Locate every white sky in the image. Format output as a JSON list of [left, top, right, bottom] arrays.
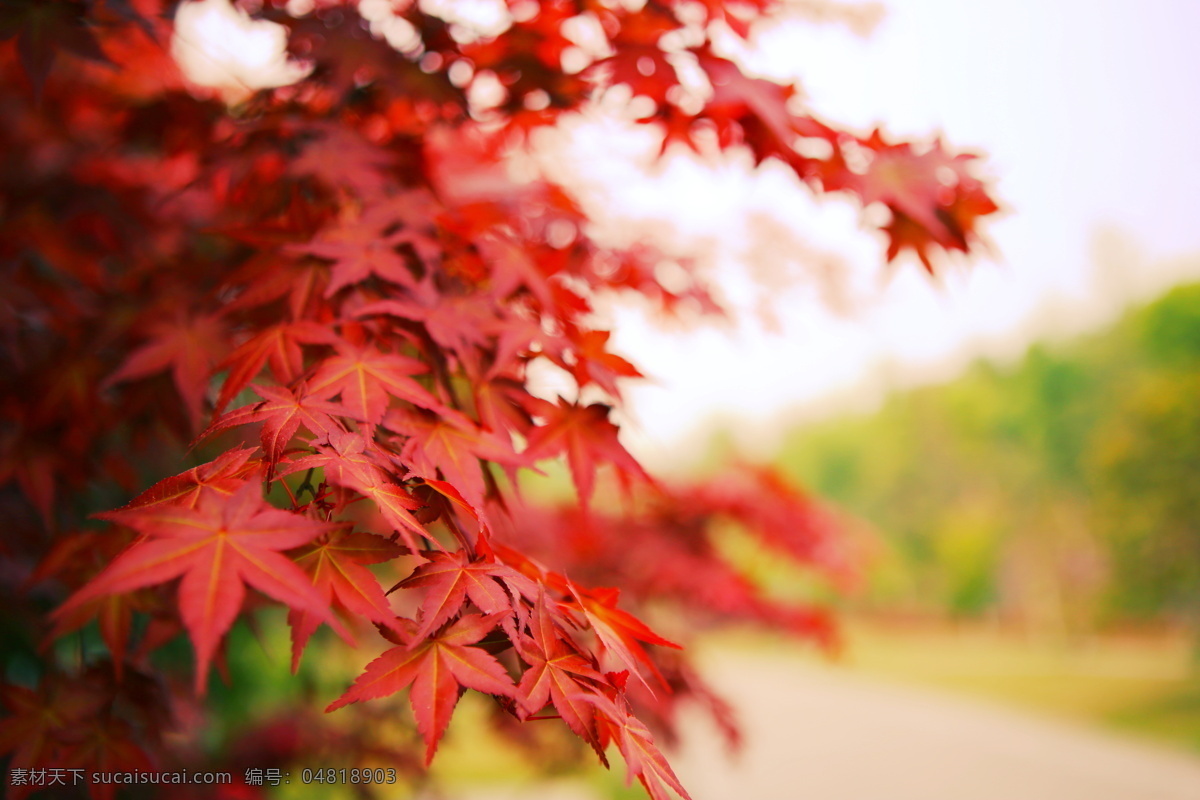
[[562, 0, 1200, 465], [174, 1, 1200, 466]]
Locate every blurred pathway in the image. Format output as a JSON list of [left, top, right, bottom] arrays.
[[670, 651, 1200, 800]]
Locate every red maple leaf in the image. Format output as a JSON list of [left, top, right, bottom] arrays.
[[565, 584, 680, 691], [561, 329, 644, 397], [306, 340, 441, 424], [200, 383, 355, 478], [288, 529, 408, 671], [356, 295, 500, 365], [215, 320, 339, 414], [0, 682, 83, 783], [391, 549, 513, 640], [326, 613, 514, 764], [105, 312, 227, 430], [55, 482, 343, 693], [288, 205, 434, 298], [473, 375, 536, 437], [223, 253, 332, 322], [116, 445, 259, 511], [383, 407, 528, 508], [35, 528, 168, 681], [0, 677, 152, 800], [282, 430, 435, 552], [476, 234, 558, 310], [591, 45, 678, 105], [523, 399, 651, 505], [287, 122, 398, 200], [696, 49, 802, 162], [852, 133, 999, 271], [588, 693, 692, 800], [0, 668, 162, 800], [514, 594, 607, 757]]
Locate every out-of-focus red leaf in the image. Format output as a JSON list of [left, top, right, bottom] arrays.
[[105, 313, 228, 430]]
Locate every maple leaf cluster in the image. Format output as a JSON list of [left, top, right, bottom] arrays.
[[0, 1, 997, 798]]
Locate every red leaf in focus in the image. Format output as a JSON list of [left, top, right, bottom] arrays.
[[392, 549, 512, 640], [566, 583, 680, 691], [514, 594, 607, 758], [215, 320, 339, 414], [283, 430, 435, 552], [589, 693, 692, 800], [288, 529, 408, 671], [306, 340, 440, 424], [384, 407, 528, 508], [116, 446, 259, 511], [326, 613, 514, 764], [201, 383, 355, 478], [57, 482, 342, 694]]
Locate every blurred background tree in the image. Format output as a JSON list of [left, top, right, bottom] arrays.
[[774, 280, 1200, 644]]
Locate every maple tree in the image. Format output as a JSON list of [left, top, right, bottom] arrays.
[[0, 0, 997, 798]]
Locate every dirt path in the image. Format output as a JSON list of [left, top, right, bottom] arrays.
[[668, 651, 1200, 800]]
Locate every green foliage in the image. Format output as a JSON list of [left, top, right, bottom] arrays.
[[775, 280, 1200, 633]]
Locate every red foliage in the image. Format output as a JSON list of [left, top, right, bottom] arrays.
[[0, 1, 997, 798]]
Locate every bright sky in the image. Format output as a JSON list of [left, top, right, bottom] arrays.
[[174, 0, 1200, 466], [561, 0, 1200, 465]]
